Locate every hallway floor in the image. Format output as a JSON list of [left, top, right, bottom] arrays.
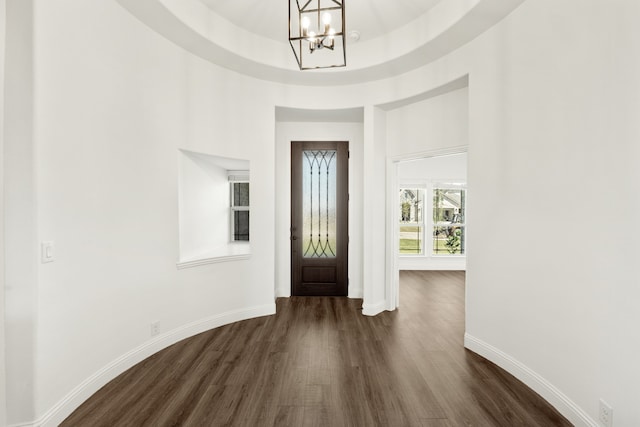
[[62, 271, 570, 426]]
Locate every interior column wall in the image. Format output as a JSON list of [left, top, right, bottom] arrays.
[[0, 0, 8, 423], [4, 0, 37, 423], [362, 106, 388, 314]]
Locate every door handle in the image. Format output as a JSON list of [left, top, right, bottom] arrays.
[[291, 236, 297, 240]]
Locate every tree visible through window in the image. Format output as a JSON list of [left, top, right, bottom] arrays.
[[398, 188, 424, 254], [398, 184, 466, 256], [432, 187, 465, 255]]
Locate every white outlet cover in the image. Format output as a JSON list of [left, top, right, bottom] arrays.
[[41, 241, 54, 263], [150, 321, 160, 337], [599, 399, 613, 427]]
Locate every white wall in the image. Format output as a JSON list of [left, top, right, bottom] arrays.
[[397, 153, 467, 270], [463, 0, 640, 425], [274, 120, 364, 298], [362, 106, 389, 314], [4, 0, 37, 423], [178, 152, 230, 261], [0, 0, 8, 424], [5, 0, 276, 424], [397, 154, 467, 182], [386, 87, 469, 158], [4, 0, 640, 426]]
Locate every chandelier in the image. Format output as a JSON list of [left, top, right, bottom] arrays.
[[289, 0, 346, 70]]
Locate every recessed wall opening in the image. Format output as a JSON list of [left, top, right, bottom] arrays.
[[177, 149, 250, 269], [389, 148, 468, 313]]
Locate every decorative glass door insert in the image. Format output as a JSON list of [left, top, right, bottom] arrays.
[[302, 150, 337, 258]]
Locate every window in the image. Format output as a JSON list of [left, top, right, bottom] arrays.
[[398, 183, 467, 257], [398, 188, 425, 254], [230, 179, 249, 242], [432, 185, 466, 255]]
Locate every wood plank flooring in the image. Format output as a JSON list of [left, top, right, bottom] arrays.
[[62, 271, 571, 426]]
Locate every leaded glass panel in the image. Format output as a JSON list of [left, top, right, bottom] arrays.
[[302, 150, 337, 258]]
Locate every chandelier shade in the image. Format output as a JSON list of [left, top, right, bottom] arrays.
[[289, 0, 346, 70]]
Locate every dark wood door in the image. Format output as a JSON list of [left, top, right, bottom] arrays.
[[291, 141, 348, 296]]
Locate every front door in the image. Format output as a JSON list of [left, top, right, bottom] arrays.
[[291, 141, 348, 296]]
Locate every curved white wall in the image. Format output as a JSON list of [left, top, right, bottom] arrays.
[[4, 0, 640, 426], [463, 1, 640, 425], [6, 0, 281, 424], [0, 0, 8, 424]]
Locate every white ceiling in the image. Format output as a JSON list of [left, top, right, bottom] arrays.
[[199, 0, 443, 43], [115, 0, 526, 85]]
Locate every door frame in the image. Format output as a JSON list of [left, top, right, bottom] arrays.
[[386, 145, 468, 309], [290, 140, 349, 296]]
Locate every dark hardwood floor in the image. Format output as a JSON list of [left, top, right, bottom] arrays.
[[62, 271, 571, 426]]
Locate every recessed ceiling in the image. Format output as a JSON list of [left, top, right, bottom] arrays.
[[115, 0, 526, 85], [199, 0, 443, 44]]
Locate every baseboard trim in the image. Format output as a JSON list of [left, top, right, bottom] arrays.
[[362, 300, 386, 316], [463, 333, 598, 427], [22, 303, 276, 427]]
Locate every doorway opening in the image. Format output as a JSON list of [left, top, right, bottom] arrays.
[[388, 148, 468, 308]]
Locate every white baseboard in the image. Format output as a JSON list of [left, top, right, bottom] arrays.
[[19, 303, 276, 427], [464, 333, 598, 427], [362, 300, 386, 316]]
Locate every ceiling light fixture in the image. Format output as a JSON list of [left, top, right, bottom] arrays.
[[289, 0, 346, 70]]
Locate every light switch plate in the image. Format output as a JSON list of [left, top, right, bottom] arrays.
[[41, 241, 54, 263]]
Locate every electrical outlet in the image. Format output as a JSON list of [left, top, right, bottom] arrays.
[[150, 321, 160, 337], [599, 399, 613, 427], [41, 241, 55, 263]]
